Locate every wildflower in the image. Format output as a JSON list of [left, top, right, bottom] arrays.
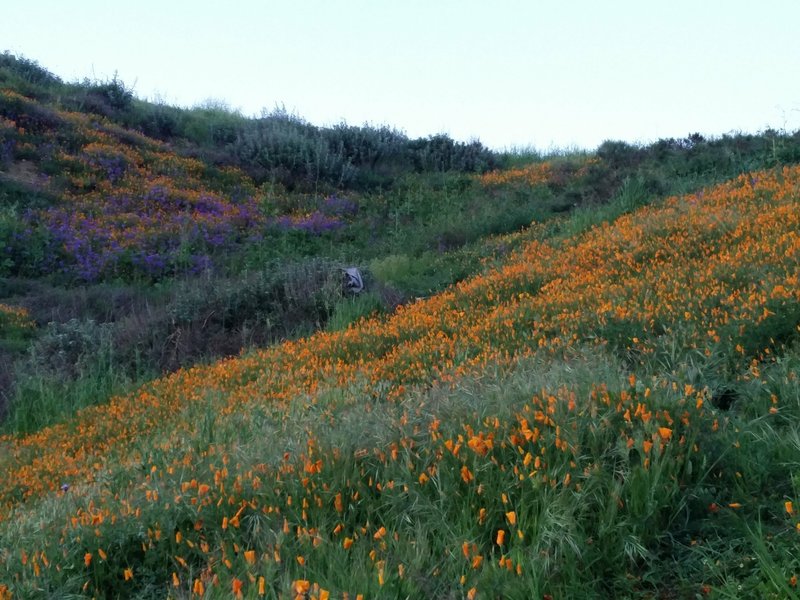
[[124, 567, 133, 581], [786, 501, 794, 515], [292, 580, 311, 595], [468, 435, 490, 456]]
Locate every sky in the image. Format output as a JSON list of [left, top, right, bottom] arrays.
[[2, 0, 799, 151]]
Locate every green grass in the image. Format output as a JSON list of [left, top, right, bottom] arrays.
[[326, 292, 385, 332], [2, 343, 798, 597], [1, 335, 153, 434]]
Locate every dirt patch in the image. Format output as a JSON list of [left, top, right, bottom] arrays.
[[0, 160, 50, 191]]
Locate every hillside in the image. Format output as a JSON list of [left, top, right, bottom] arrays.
[[1, 162, 799, 596], [1, 53, 800, 598]]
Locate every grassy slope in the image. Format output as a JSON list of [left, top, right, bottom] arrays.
[[0, 83, 550, 429], [0, 165, 798, 598], [5, 57, 800, 443]]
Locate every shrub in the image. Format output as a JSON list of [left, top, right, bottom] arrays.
[[24, 318, 113, 378], [0, 52, 62, 89], [72, 74, 135, 117], [181, 100, 246, 146]]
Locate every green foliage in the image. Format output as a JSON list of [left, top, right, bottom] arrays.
[[166, 258, 343, 337], [326, 291, 385, 332], [75, 73, 135, 116], [0, 51, 62, 100], [0, 309, 34, 354], [0, 259, 359, 435], [552, 174, 650, 240], [2, 318, 148, 433], [230, 110, 497, 191], [180, 99, 246, 146], [0, 205, 52, 278], [0, 52, 61, 86], [369, 253, 446, 296]]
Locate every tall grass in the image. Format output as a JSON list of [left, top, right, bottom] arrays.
[[1, 320, 151, 434]]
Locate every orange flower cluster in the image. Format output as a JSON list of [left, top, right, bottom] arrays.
[[478, 161, 553, 187], [478, 157, 599, 189], [0, 303, 34, 331]]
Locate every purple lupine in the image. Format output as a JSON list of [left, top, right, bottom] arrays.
[[189, 254, 213, 274], [295, 211, 344, 234], [85, 150, 128, 184], [321, 194, 358, 217], [19, 181, 268, 281]]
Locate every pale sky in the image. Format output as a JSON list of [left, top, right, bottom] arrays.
[[3, 0, 799, 150]]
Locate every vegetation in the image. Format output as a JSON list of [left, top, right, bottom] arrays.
[[0, 52, 799, 598]]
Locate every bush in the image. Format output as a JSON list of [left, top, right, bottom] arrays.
[[71, 74, 134, 117], [0, 52, 62, 88], [1, 316, 148, 433], [181, 100, 246, 146], [231, 111, 496, 191], [25, 318, 113, 378], [369, 252, 464, 297]]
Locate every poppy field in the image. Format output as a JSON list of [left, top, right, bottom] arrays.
[[0, 156, 798, 598]]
